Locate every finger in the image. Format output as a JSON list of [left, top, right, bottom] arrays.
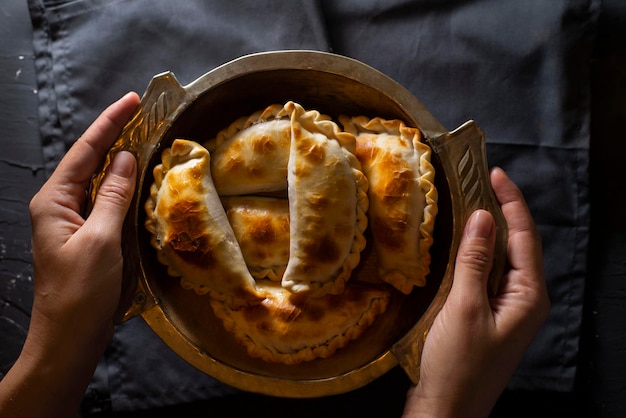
[[489, 167, 542, 272], [45, 92, 140, 208], [488, 168, 549, 329], [86, 150, 137, 239], [489, 167, 547, 315], [489, 167, 533, 233], [450, 210, 496, 301]]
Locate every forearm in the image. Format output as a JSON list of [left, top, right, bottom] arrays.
[[0, 316, 109, 418]]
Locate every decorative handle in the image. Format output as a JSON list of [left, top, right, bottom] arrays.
[[88, 71, 190, 323], [429, 120, 508, 295], [391, 120, 508, 384]]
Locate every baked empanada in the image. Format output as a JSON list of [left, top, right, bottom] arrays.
[[208, 104, 291, 196], [210, 281, 391, 365], [341, 116, 438, 294], [145, 139, 262, 307], [281, 102, 369, 297], [221, 195, 290, 282]]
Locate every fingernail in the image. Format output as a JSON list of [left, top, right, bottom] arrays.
[[110, 151, 136, 178], [466, 210, 493, 239]]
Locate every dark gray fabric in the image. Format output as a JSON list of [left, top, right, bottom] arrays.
[[320, 1, 597, 390], [0, 0, 44, 383], [25, 0, 598, 413], [28, 0, 331, 176]]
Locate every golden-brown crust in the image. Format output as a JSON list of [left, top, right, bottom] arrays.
[[280, 102, 369, 298], [144, 139, 263, 307], [208, 104, 291, 195], [341, 116, 438, 294], [210, 281, 391, 365], [221, 196, 290, 281]]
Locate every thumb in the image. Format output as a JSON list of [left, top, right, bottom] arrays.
[[452, 210, 496, 296], [88, 151, 137, 231]]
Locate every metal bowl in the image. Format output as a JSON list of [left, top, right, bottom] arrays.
[[90, 50, 507, 398]]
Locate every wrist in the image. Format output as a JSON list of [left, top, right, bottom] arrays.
[[0, 337, 104, 418], [403, 380, 496, 418], [0, 317, 109, 418], [23, 307, 112, 372], [402, 384, 458, 418]]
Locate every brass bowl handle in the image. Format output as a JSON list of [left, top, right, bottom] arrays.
[[391, 121, 508, 384], [89, 71, 190, 323]]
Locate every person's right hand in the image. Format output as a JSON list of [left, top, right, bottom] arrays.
[[402, 167, 550, 418]]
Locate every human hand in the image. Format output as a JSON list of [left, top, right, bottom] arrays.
[[402, 167, 550, 418], [0, 92, 140, 418], [27, 91, 140, 354]]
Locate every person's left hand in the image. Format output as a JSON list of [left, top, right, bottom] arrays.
[[0, 92, 140, 418], [27, 92, 140, 353]]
